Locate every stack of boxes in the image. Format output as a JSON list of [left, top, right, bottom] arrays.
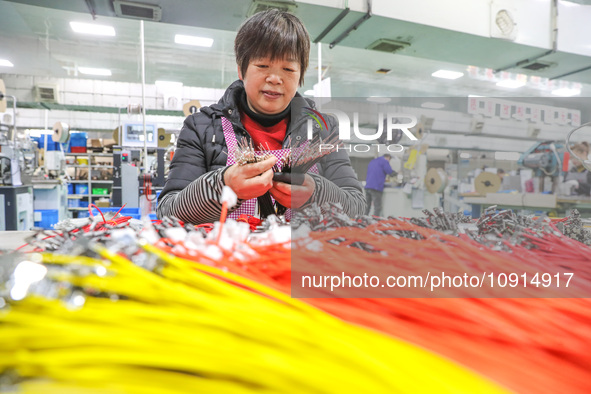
[[68, 132, 87, 153]]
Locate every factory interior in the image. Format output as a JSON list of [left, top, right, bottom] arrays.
[[1, 0, 591, 393]]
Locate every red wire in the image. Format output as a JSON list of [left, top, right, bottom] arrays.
[[215, 202, 229, 244], [114, 204, 127, 217], [89, 204, 106, 223], [157, 219, 591, 394]]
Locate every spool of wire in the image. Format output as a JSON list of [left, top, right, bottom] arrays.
[[127, 103, 142, 115], [425, 168, 448, 193], [52, 121, 70, 143]]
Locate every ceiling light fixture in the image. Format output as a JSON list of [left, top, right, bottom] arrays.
[[432, 70, 464, 80], [70, 22, 115, 36], [551, 87, 581, 97], [496, 80, 525, 89], [0, 59, 14, 67], [78, 67, 112, 76], [367, 97, 391, 104], [155, 80, 183, 88], [495, 10, 516, 37], [421, 102, 445, 109], [174, 34, 214, 47]]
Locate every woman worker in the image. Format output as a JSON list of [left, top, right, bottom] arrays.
[[157, 9, 365, 224], [564, 141, 591, 196]]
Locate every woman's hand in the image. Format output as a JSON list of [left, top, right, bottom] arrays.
[[270, 174, 315, 209], [223, 156, 277, 200]]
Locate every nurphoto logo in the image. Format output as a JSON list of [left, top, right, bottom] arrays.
[[306, 109, 418, 153]]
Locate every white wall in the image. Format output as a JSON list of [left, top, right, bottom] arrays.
[[0, 74, 225, 133], [557, 1, 591, 56]]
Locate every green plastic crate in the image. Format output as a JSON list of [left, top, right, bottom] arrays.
[[92, 188, 109, 195]]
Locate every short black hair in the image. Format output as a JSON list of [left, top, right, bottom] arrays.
[[235, 9, 310, 86], [572, 141, 590, 156], [383, 154, 392, 159]]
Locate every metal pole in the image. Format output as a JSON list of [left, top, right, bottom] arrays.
[[9, 95, 17, 143], [44, 109, 48, 165], [140, 20, 148, 172], [317, 43, 322, 91]]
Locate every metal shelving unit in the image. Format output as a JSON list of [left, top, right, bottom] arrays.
[[65, 152, 114, 217]]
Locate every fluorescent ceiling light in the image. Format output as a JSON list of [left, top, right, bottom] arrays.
[[70, 22, 115, 36], [174, 34, 213, 47], [303, 90, 315, 96], [78, 67, 111, 76], [155, 80, 183, 88], [431, 70, 464, 80], [0, 59, 14, 67], [496, 80, 526, 89], [421, 102, 445, 109], [367, 97, 391, 104], [468, 94, 484, 98], [551, 87, 581, 97]]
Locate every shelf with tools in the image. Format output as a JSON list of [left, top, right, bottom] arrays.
[[65, 152, 114, 217]]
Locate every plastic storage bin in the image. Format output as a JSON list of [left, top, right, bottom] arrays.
[[92, 188, 109, 195], [33, 135, 61, 151], [34, 209, 59, 229], [69, 132, 87, 147], [90, 207, 141, 219], [75, 184, 89, 194]]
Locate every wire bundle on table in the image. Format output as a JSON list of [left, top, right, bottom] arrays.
[[159, 216, 591, 394], [5, 204, 591, 393], [0, 243, 502, 393]]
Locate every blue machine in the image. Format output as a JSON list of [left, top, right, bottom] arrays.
[[518, 141, 565, 177], [518, 141, 566, 193]]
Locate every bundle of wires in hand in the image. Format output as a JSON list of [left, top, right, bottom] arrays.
[[234, 132, 341, 218]]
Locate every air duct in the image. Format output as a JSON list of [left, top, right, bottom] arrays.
[[113, 1, 162, 21]]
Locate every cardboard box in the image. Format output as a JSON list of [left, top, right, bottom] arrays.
[[94, 199, 110, 208], [88, 138, 102, 148], [88, 139, 103, 152]]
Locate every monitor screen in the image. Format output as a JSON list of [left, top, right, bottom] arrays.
[[122, 124, 157, 147]]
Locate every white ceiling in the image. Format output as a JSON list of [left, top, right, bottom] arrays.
[[1, 0, 591, 102]]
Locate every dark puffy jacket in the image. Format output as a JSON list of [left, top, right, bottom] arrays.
[[157, 80, 365, 224], [565, 167, 591, 196]]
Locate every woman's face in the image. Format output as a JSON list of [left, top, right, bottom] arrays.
[[239, 56, 301, 115], [572, 148, 589, 167]]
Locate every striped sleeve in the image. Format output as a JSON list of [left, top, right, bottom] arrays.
[[305, 173, 366, 218], [156, 167, 244, 224]]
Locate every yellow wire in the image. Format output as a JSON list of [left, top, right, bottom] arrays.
[[0, 248, 508, 393]]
